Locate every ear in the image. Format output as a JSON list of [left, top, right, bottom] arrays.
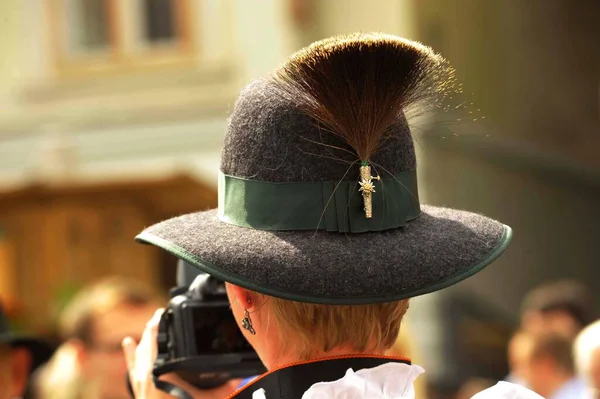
[[225, 283, 253, 310], [10, 347, 31, 397]]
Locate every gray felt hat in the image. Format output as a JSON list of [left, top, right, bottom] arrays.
[[136, 33, 512, 305]]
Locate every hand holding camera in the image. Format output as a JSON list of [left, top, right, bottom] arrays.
[[123, 261, 264, 399], [123, 308, 243, 399]]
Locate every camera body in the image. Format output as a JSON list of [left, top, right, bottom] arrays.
[[153, 262, 265, 390]]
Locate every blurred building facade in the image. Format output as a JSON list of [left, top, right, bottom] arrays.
[[0, 0, 417, 329], [0, 0, 598, 392]]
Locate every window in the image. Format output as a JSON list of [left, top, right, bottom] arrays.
[[143, 0, 176, 43], [48, 0, 195, 76], [68, 0, 110, 53]]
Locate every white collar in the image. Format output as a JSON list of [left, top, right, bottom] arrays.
[[252, 362, 422, 398], [300, 362, 423, 398], [252, 363, 544, 399]]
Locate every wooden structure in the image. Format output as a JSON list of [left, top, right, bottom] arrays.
[[0, 174, 216, 331]]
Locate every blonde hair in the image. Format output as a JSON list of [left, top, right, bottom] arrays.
[[266, 295, 409, 360], [58, 276, 161, 344]]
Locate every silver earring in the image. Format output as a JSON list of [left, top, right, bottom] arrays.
[[241, 309, 256, 335]]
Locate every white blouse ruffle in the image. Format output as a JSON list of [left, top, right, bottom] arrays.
[[301, 362, 423, 399], [251, 362, 544, 399]]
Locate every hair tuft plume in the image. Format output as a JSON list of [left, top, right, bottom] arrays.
[[272, 32, 457, 162]]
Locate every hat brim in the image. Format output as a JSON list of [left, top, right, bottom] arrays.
[[136, 205, 511, 304]]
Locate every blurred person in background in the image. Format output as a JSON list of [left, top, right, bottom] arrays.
[[520, 280, 595, 340], [0, 303, 52, 399], [519, 332, 585, 399], [574, 320, 600, 398], [34, 277, 162, 399], [506, 279, 595, 385], [508, 330, 532, 385]]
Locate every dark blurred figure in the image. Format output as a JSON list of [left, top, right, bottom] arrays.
[[574, 320, 600, 398], [520, 280, 595, 340], [33, 277, 162, 399], [519, 332, 585, 399], [0, 304, 53, 399]]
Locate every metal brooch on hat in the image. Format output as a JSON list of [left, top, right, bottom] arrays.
[[358, 162, 380, 218]]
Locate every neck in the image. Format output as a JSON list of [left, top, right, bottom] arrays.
[[539, 372, 575, 398], [264, 345, 388, 370]]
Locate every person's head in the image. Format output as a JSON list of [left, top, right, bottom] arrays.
[[520, 280, 593, 339], [136, 35, 512, 371], [225, 283, 409, 368], [508, 330, 531, 382], [519, 332, 575, 397], [40, 277, 162, 399], [574, 320, 600, 393], [0, 343, 31, 399]]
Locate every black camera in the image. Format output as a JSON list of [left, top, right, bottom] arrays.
[[151, 261, 265, 395]]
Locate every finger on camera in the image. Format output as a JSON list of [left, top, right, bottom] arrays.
[[122, 337, 137, 373], [137, 314, 161, 366]]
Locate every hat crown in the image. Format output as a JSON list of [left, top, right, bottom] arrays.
[[221, 78, 415, 183], [220, 32, 454, 183]]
